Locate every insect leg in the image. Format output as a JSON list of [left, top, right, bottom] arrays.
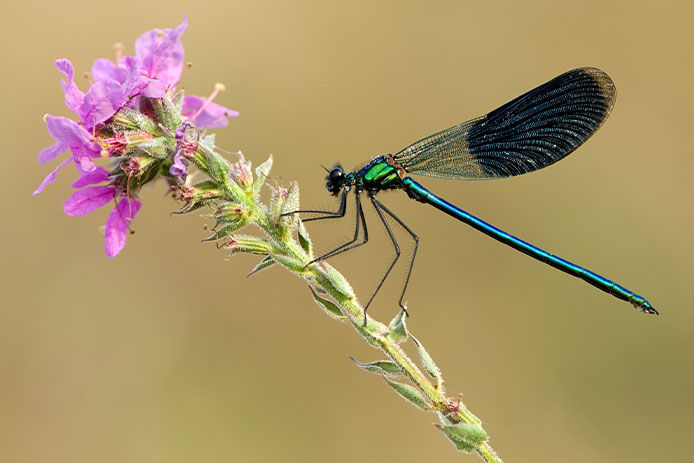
[[281, 188, 348, 222], [371, 197, 418, 315], [363, 194, 402, 324], [306, 190, 369, 266]]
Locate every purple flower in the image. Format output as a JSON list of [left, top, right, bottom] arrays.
[[57, 57, 144, 127], [168, 123, 200, 178], [135, 16, 188, 93], [63, 168, 141, 257], [36, 17, 238, 258], [170, 150, 188, 178], [33, 116, 102, 196], [183, 94, 239, 129], [104, 197, 141, 258]]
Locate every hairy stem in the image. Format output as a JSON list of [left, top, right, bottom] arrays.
[[181, 152, 503, 461]]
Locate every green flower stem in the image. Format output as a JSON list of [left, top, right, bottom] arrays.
[[181, 152, 503, 462], [306, 266, 502, 463]]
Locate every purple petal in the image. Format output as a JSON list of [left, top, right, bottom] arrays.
[[140, 78, 165, 98], [72, 166, 110, 188], [62, 186, 115, 216], [33, 156, 74, 196], [73, 154, 97, 173], [105, 197, 141, 258], [45, 115, 94, 148], [119, 56, 143, 98], [38, 140, 67, 164], [169, 150, 188, 177], [43, 116, 102, 172], [182, 95, 239, 129], [135, 16, 187, 88], [80, 79, 123, 126], [55, 59, 85, 114], [91, 58, 126, 83]]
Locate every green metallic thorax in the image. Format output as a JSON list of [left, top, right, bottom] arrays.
[[355, 156, 404, 192]]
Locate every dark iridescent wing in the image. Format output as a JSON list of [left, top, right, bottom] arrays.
[[394, 68, 616, 180]]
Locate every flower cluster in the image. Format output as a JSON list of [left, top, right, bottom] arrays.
[[34, 17, 238, 257]]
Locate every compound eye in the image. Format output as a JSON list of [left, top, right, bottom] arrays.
[[328, 167, 343, 184]]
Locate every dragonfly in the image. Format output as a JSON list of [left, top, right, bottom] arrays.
[[287, 68, 657, 321]]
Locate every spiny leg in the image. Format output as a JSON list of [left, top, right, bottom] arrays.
[[371, 197, 419, 315], [280, 188, 348, 223], [363, 194, 402, 325], [306, 190, 369, 266]]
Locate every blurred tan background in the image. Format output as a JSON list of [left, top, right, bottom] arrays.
[[2, 1, 692, 462]]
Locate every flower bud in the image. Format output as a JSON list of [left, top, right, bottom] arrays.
[[222, 236, 271, 255], [229, 152, 253, 188]]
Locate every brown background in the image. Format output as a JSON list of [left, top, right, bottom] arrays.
[[2, 1, 692, 462]]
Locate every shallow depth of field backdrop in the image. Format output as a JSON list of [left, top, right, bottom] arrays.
[[2, 1, 692, 462]]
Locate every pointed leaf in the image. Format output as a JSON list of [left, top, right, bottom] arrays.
[[322, 262, 355, 299], [172, 200, 206, 214], [410, 335, 442, 388], [389, 310, 408, 343], [268, 185, 287, 223], [349, 357, 403, 376], [435, 422, 488, 453], [309, 287, 345, 320], [280, 181, 300, 229], [223, 235, 271, 255], [205, 151, 231, 185], [199, 133, 217, 151], [383, 376, 431, 411], [248, 256, 276, 277], [253, 154, 273, 195], [297, 219, 313, 257]]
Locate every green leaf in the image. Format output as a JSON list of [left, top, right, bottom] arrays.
[[112, 107, 161, 134], [153, 95, 182, 132], [410, 334, 443, 388], [383, 376, 431, 411], [172, 201, 206, 215], [389, 310, 408, 343], [204, 222, 246, 241], [193, 180, 221, 191], [435, 421, 488, 453], [309, 287, 345, 320], [268, 185, 287, 223], [205, 151, 231, 185], [199, 133, 217, 151], [247, 256, 276, 277], [269, 251, 306, 273], [253, 155, 273, 195], [223, 235, 271, 255], [349, 357, 403, 376], [280, 181, 300, 229], [137, 137, 176, 159], [322, 262, 355, 299], [297, 219, 312, 257]]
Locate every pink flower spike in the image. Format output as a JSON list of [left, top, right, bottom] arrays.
[[105, 197, 141, 257], [55, 59, 85, 115], [62, 186, 115, 216], [72, 167, 110, 188], [135, 16, 187, 89]]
